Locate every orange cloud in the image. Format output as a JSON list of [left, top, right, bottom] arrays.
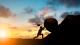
[[0, 5, 12, 18]]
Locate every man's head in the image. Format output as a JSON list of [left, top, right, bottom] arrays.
[[37, 24, 40, 26], [44, 18, 58, 32]]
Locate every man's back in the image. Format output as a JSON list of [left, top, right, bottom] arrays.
[[38, 26, 44, 35]]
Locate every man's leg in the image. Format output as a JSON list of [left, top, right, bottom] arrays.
[[41, 34, 43, 39], [33, 34, 39, 39]]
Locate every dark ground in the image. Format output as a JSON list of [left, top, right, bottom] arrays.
[[0, 38, 47, 45]]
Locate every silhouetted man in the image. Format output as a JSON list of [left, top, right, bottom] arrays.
[[33, 24, 45, 39]]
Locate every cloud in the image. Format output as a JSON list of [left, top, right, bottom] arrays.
[[59, 0, 80, 7], [37, 7, 56, 19], [0, 5, 12, 18], [61, 12, 69, 18], [28, 7, 56, 25], [61, 11, 80, 18], [47, 0, 80, 7], [72, 11, 80, 15], [23, 7, 34, 14], [28, 16, 42, 25]]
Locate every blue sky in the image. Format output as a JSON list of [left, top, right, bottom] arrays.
[[0, 0, 47, 13], [0, 0, 47, 23], [0, 0, 80, 23], [0, 0, 80, 15], [0, 0, 80, 14]]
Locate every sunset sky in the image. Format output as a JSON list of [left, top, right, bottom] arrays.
[[0, 0, 80, 39]]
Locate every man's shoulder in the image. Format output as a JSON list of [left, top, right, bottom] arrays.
[[40, 26, 44, 29]]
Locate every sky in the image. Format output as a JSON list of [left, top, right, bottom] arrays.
[[0, 0, 47, 16], [0, 0, 50, 39], [0, 0, 80, 22], [0, 0, 80, 39], [0, 0, 47, 23]]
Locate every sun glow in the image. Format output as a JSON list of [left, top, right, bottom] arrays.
[[0, 29, 8, 38]]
